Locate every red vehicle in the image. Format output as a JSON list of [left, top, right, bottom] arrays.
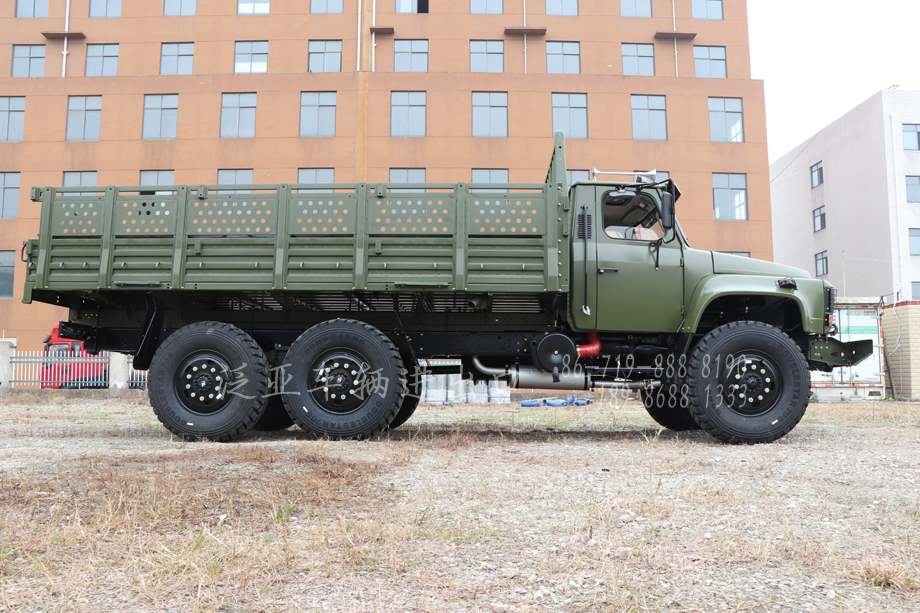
[[41, 323, 108, 389]]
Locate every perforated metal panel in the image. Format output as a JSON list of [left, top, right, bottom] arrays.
[[115, 197, 178, 235], [369, 195, 456, 235], [467, 197, 546, 236], [50, 197, 105, 236], [289, 195, 356, 235], [187, 197, 278, 235]]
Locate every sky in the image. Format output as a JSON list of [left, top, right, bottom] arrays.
[[747, 0, 920, 163]]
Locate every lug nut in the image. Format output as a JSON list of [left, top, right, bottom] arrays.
[[185, 384, 190, 389]]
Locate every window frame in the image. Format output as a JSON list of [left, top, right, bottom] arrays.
[[815, 251, 828, 277], [0, 251, 14, 299], [65, 95, 102, 142], [708, 97, 744, 143], [164, 0, 196, 16], [813, 206, 826, 232], [89, 0, 121, 17], [620, 0, 651, 18], [394, 39, 428, 72], [631, 94, 667, 141], [811, 161, 824, 188], [62, 170, 97, 196], [471, 168, 509, 193], [551, 92, 588, 139], [237, 0, 270, 15], [712, 172, 748, 221], [0, 173, 20, 220], [909, 229, 920, 256], [139, 170, 175, 195], [691, 0, 723, 19], [300, 91, 337, 138], [160, 42, 194, 75], [622, 43, 654, 76], [907, 176, 920, 203], [308, 40, 343, 73], [85, 43, 119, 77], [297, 168, 335, 193], [545, 0, 577, 16], [217, 168, 254, 194], [142, 94, 179, 141], [310, 0, 343, 13], [693, 45, 726, 78], [234, 41, 269, 74], [0, 97, 25, 142], [219, 93, 257, 139], [389, 168, 426, 193], [470, 40, 504, 73], [469, 0, 501, 14], [905, 124, 920, 151], [396, 0, 429, 13], [16, 0, 49, 18], [391, 91, 427, 138], [471, 91, 508, 138], [11, 45, 45, 78], [546, 41, 580, 75]]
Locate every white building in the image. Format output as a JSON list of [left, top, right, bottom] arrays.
[[771, 89, 920, 300]]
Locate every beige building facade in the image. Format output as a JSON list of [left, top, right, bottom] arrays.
[[0, 0, 771, 351]]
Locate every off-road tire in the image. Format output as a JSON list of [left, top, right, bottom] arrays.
[[252, 395, 295, 431], [642, 382, 701, 431], [148, 321, 270, 442], [282, 319, 406, 440], [388, 395, 420, 430], [686, 321, 810, 444]]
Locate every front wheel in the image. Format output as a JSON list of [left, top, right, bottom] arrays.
[[642, 382, 701, 431], [686, 321, 810, 444]]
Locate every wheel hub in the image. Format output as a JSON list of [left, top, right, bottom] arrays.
[[718, 354, 783, 416], [175, 354, 233, 414], [310, 352, 372, 414]]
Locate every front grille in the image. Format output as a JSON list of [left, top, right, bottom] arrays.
[[825, 287, 837, 313]]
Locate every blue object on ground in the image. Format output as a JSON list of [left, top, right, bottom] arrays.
[[520, 400, 542, 407], [543, 399, 569, 406], [572, 399, 593, 406]]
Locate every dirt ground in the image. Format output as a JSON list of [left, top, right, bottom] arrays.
[[0, 393, 918, 613]]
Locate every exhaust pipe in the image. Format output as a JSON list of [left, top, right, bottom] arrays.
[[471, 357, 660, 391]]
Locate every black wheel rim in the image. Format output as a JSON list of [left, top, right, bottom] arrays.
[[309, 351, 375, 415], [174, 352, 234, 414], [718, 352, 783, 417]]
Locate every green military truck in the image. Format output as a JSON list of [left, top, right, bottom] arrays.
[[21, 133, 871, 443]]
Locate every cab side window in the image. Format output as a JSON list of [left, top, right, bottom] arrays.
[[602, 193, 664, 241]]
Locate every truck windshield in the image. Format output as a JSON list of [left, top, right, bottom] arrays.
[[603, 193, 664, 241]]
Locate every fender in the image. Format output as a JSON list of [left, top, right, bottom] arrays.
[[683, 275, 827, 334]]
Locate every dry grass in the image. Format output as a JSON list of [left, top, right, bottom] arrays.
[[0, 396, 919, 611]]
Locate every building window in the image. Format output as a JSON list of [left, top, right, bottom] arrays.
[[298, 168, 334, 193], [396, 0, 429, 13], [813, 206, 826, 232], [139, 170, 175, 195], [546, 41, 580, 74], [709, 97, 743, 143], [142, 94, 178, 140], [622, 43, 654, 76], [0, 252, 14, 299], [16, 0, 48, 18], [66, 96, 102, 141], [655, 170, 670, 182], [904, 124, 919, 150], [85, 44, 118, 77], [631, 95, 666, 141], [470, 0, 501, 14], [908, 176, 920, 203], [693, 46, 726, 78], [811, 161, 824, 188], [308, 40, 342, 73], [300, 92, 336, 137], [11, 45, 44, 77], [238, 0, 269, 15], [62, 171, 97, 195], [692, 0, 722, 19], [815, 251, 828, 277], [235, 41, 268, 73], [217, 169, 254, 194], [394, 40, 428, 72], [546, 0, 577, 16], [910, 229, 920, 256], [470, 41, 503, 73], [391, 92, 426, 137], [720, 251, 750, 258], [389, 168, 426, 193], [620, 0, 651, 17], [913, 282, 920, 300], [0, 98, 25, 142], [0, 173, 19, 220], [713, 173, 747, 220], [552, 93, 587, 139], [567, 169, 590, 184], [220, 93, 256, 139], [164, 0, 196, 16], [89, 0, 120, 17], [161, 43, 194, 75], [472, 92, 508, 138], [310, 0, 342, 12], [472, 168, 509, 193]]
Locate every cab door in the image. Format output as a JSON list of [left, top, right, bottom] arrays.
[[594, 192, 685, 332]]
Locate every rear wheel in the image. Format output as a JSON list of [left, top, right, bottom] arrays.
[[686, 321, 810, 444], [282, 319, 406, 439], [148, 322, 270, 442]]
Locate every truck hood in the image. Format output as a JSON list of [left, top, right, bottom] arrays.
[[711, 251, 809, 278]]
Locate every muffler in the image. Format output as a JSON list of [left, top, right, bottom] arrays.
[[471, 357, 660, 391]]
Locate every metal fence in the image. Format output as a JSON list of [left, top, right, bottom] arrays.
[[8, 350, 149, 389]]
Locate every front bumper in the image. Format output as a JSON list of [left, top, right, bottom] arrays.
[[808, 336, 874, 367]]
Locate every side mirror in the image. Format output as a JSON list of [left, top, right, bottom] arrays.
[[660, 192, 675, 232]]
